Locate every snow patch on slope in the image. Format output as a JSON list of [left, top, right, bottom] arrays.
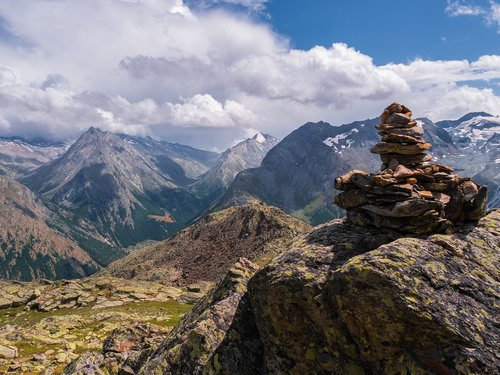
[[450, 115, 500, 148], [323, 128, 359, 150]]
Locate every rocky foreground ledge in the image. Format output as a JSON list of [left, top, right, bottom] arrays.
[[68, 209, 500, 374], [0, 277, 201, 374]]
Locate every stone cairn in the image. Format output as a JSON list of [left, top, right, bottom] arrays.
[[334, 103, 488, 234]]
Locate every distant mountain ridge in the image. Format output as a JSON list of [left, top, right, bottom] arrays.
[[190, 132, 279, 202], [0, 136, 68, 177], [117, 134, 219, 181], [436, 113, 500, 207], [215, 115, 459, 225]]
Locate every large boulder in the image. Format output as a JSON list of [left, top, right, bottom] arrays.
[[248, 210, 499, 374], [62, 352, 105, 375]]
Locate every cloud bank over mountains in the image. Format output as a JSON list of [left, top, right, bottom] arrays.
[[0, 0, 499, 149]]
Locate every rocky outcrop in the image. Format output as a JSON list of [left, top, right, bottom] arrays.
[[335, 103, 488, 234], [99, 202, 310, 287], [248, 210, 499, 374], [0, 345, 18, 359], [63, 322, 170, 375], [0, 276, 193, 375], [126, 209, 499, 374]]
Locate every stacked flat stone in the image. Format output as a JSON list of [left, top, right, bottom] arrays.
[[334, 103, 488, 234], [373, 102, 431, 171]]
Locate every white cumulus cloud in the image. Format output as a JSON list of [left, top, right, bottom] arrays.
[[0, 0, 498, 149], [446, 0, 500, 33], [191, 0, 269, 12], [446, 1, 485, 16]]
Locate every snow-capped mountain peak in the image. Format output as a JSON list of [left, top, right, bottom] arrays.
[[253, 132, 267, 144], [442, 114, 500, 149]]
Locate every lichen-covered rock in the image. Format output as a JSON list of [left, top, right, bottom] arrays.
[[0, 344, 18, 359], [136, 258, 261, 375], [248, 209, 499, 374], [63, 351, 105, 375]]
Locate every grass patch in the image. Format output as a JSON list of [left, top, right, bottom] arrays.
[[0, 300, 192, 329]]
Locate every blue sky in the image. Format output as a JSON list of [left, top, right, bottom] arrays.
[[0, 0, 498, 149], [264, 0, 499, 65]]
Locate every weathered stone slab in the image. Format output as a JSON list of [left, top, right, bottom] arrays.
[[393, 165, 414, 179], [371, 142, 432, 155], [378, 123, 424, 137], [387, 112, 412, 124], [380, 153, 432, 165], [334, 190, 369, 209], [373, 175, 398, 187], [334, 170, 369, 190], [360, 199, 443, 218], [381, 133, 424, 144]]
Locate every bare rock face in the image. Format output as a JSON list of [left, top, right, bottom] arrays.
[[0, 345, 18, 359], [62, 352, 106, 375], [115, 209, 499, 375], [335, 103, 488, 234]]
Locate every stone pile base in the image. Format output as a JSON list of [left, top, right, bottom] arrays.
[[335, 167, 488, 234]]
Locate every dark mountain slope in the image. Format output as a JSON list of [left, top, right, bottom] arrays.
[[21, 128, 203, 249], [0, 176, 99, 281]]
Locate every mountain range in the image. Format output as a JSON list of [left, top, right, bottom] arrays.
[[215, 115, 458, 225], [436, 112, 500, 207], [0, 110, 498, 281], [21, 127, 204, 249], [0, 128, 279, 279], [0, 136, 67, 177]]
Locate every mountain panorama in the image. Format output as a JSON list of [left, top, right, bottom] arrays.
[[0, 108, 498, 278], [0, 103, 499, 374]]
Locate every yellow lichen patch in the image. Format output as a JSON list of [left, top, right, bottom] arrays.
[[305, 347, 316, 361]]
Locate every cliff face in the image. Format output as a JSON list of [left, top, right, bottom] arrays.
[[126, 209, 499, 375]]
